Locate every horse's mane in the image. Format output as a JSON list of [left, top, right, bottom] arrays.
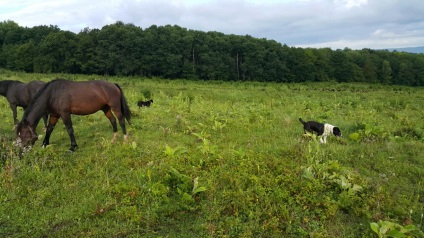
[[22, 79, 64, 120]]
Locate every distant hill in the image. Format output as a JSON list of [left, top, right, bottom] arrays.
[[385, 46, 424, 54]]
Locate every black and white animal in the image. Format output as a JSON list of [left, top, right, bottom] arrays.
[[137, 99, 153, 108], [299, 118, 341, 144]]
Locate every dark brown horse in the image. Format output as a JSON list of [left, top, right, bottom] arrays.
[[16, 79, 132, 152], [0, 80, 48, 128]]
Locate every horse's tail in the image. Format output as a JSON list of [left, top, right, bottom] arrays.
[[115, 83, 132, 124], [299, 118, 306, 125]]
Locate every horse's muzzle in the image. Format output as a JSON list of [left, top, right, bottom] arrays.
[[13, 138, 33, 152]]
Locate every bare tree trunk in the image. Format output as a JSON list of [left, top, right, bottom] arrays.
[[236, 53, 240, 80], [192, 48, 195, 73]]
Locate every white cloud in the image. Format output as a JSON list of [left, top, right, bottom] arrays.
[[0, 0, 423, 49], [334, 0, 368, 8]]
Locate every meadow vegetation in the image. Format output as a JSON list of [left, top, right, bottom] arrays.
[[1, 70, 423, 237]]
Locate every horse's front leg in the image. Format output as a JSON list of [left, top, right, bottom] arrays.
[[9, 103, 18, 126], [61, 114, 78, 152], [42, 113, 49, 131], [43, 115, 59, 147]]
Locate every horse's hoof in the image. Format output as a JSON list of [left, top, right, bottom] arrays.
[[68, 146, 78, 152]]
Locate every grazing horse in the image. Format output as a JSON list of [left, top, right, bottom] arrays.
[[16, 79, 132, 152], [137, 99, 153, 107], [0, 80, 48, 128]]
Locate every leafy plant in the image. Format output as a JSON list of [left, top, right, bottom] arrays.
[[164, 145, 187, 159], [192, 130, 210, 142], [212, 119, 227, 132], [192, 177, 207, 196], [141, 89, 152, 100], [370, 220, 416, 238], [350, 123, 389, 142], [302, 143, 367, 215]]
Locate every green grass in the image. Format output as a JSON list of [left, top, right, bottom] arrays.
[[1, 70, 423, 237]]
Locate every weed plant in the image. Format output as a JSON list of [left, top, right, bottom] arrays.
[[0, 70, 423, 237]]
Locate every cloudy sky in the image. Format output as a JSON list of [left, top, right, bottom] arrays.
[[1, 0, 423, 50]]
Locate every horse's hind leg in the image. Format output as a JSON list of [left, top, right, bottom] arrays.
[[110, 107, 128, 142], [102, 107, 118, 142], [119, 116, 128, 141], [116, 111, 128, 141]]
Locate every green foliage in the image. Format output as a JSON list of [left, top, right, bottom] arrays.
[[301, 142, 369, 217], [140, 88, 152, 100], [370, 220, 417, 238], [349, 132, 361, 141], [163, 144, 187, 159], [350, 123, 389, 142], [1, 20, 424, 85], [0, 72, 423, 237]]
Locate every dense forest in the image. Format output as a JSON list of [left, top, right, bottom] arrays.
[[1, 20, 424, 86]]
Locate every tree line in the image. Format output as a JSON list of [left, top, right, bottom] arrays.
[[1, 20, 424, 86]]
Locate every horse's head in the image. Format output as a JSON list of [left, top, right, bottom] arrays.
[[15, 120, 38, 148]]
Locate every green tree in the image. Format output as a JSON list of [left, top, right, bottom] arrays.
[[286, 47, 316, 82], [139, 24, 187, 78], [330, 49, 356, 82], [412, 56, 424, 86], [13, 40, 36, 72], [1, 21, 424, 86], [75, 27, 101, 74], [34, 31, 77, 73], [261, 41, 289, 82], [94, 21, 144, 76], [0, 20, 21, 67]]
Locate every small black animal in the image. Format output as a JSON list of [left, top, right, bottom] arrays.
[[299, 118, 341, 143], [137, 99, 153, 108]]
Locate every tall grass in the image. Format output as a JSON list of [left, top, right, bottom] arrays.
[[1, 71, 423, 237]]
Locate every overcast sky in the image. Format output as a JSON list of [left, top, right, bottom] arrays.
[[1, 0, 423, 50]]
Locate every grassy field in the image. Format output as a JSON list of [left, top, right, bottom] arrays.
[[1, 70, 423, 237]]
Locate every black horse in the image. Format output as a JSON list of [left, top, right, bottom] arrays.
[[0, 80, 48, 128], [16, 79, 132, 152]]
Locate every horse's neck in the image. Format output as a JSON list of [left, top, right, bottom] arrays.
[[0, 83, 9, 96], [25, 95, 48, 127]]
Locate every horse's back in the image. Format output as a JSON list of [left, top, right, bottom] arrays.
[[5, 81, 29, 105], [27, 80, 45, 90], [68, 80, 120, 99], [26, 80, 46, 98], [50, 79, 118, 95], [4, 81, 25, 95], [48, 80, 122, 115]]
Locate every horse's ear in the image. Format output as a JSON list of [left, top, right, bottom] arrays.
[[17, 119, 29, 129]]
